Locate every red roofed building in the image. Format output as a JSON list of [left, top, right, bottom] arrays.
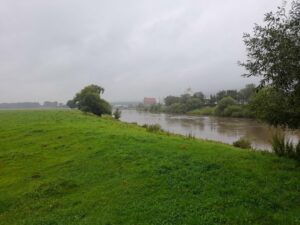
[[143, 97, 156, 105]]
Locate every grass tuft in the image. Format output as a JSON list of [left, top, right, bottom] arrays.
[[233, 137, 252, 149]]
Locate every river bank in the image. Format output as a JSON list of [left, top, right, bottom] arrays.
[[120, 109, 300, 151], [1, 109, 300, 224]]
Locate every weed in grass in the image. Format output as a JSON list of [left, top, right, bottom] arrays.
[[271, 130, 300, 161], [186, 132, 195, 139], [29, 179, 79, 199], [296, 142, 300, 160], [271, 130, 286, 156], [233, 137, 251, 149], [31, 173, 41, 179], [144, 124, 162, 133]]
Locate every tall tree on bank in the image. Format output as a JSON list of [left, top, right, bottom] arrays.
[[240, 0, 300, 128], [67, 85, 111, 116]]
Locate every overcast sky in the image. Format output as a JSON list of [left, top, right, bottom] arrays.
[[0, 0, 282, 103]]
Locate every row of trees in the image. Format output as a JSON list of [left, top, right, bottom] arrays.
[[211, 84, 256, 104], [141, 84, 256, 116]]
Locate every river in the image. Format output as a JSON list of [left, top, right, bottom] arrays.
[[120, 109, 300, 151]]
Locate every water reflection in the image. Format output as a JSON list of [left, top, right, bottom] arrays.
[[120, 109, 300, 151]]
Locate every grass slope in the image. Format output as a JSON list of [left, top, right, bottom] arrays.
[[0, 110, 299, 225]]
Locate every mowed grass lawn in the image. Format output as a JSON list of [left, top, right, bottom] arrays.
[[0, 110, 299, 225]]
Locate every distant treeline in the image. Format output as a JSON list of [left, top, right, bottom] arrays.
[[0, 101, 67, 109], [138, 84, 256, 118]]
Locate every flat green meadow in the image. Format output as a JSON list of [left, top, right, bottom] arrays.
[[0, 110, 299, 225]]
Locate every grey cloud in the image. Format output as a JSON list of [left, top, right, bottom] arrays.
[[0, 0, 282, 102]]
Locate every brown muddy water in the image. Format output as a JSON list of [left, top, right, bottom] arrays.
[[120, 109, 300, 151]]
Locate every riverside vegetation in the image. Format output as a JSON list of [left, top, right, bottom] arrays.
[[138, 84, 256, 118], [0, 110, 300, 225]]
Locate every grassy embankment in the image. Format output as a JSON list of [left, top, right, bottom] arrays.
[[0, 110, 299, 225]]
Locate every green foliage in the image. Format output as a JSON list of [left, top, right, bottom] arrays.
[[161, 84, 256, 117], [164, 96, 180, 106], [188, 106, 215, 116], [137, 103, 165, 113], [113, 108, 121, 120], [193, 91, 205, 101], [240, 1, 300, 128], [271, 130, 300, 161], [164, 92, 204, 114], [223, 105, 253, 118], [143, 124, 162, 133], [239, 84, 256, 103], [216, 90, 240, 102], [223, 105, 242, 117], [296, 142, 300, 161], [66, 99, 77, 108], [249, 87, 291, 126], [233, 138, 252, 149], [186, 132, 195, 139], [165, 103, 187, 113], [68, 84, 111, 116], [149, 104, 164, 113], [271, 130, 286, 157], [0, 110, 300, 224], [215, 96, 236, 116]]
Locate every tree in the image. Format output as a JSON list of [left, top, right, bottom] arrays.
[[165, 103, 186, 113], [113, 108, 122, 120], [66, 99, 77, 108], [68, 85, 111, 116], [216, 90, 227, 102], [249, 87, 290, 126], [239, 84, 256, 103], [164, 96, 180, 106], [208, 94, 217, 105], [185, 97, 203, 111], [215, 96, 236, 116], [179, 93, 191, 104], [240, 1, 300, 128], [216, 90, 239, 102], [193, 92, 205, 101]]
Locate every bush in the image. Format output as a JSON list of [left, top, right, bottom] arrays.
[[271, 130, 300, 161], [144, 124, 162, 133], [186, 132, 195, 139], [215, 96, 236, 116], [165, 103, 187, 114], [188, 107, 215, 116], [113, 108, 121, 120], [271, 131, 286, 156], [141, 124, 148, 128], [233, 137, 251, 149], [296, 142, 300, 161], [149, 105, 160, 113], [223, 105, 243, 117]]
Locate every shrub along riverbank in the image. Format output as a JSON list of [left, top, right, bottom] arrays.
[[138, 84, 256, 118], [0, 110, 299, 224]]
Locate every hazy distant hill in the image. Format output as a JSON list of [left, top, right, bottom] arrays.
[[0, 102, 66, 109]]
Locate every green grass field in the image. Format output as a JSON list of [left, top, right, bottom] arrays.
[[0, 110, 299, 225]]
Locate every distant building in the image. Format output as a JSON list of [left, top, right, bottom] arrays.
[[143, 97, 156, 105], [185, 88, 193, 96]]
